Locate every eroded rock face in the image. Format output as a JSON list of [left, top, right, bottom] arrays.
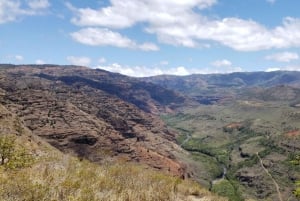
[[0, 65, 189, 177]]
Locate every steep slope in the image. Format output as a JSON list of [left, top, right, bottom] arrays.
[[0, 64, 190, 177], [0, 102, 227, 201], [2, 64, 191, 114]]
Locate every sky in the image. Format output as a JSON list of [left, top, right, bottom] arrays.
[[1, 0, 300, 77]]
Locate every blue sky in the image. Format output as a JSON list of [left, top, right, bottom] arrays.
[[1, 0, 300, 77]]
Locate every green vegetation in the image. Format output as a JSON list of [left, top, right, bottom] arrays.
[[291, 154, 300, 199], [183, 138, 230, 166], [161, 102, 300, 200], [212, 180, 242, 201], [294, 181, 300, 198], [0, 135, 33, 169], [290, 154, 300, 166], [191, 152, 223, 179]]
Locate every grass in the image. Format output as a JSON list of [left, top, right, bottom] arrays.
[[0, 135, 227, 201], [0, 155, 223, 201], [0, 103, 228, 201]]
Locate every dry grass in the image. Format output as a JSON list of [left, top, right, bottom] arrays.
[[0, 104, 226, 201], [0, 149, 226, 201]]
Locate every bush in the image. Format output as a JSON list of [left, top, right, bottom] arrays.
[[0, 135, 33, 169], [294, 181, 300, 198], [212, 180, 242, 201]]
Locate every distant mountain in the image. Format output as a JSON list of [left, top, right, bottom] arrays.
[[143, 71, 300, 90], [142, 71, 300, 103], [0, 64, 192, 177], [142, 71, 300, 200]]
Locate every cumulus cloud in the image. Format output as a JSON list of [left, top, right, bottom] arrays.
[[265, 52, 299, 62], [71, 28, 159, 51], [67, 56, 91, 66], [15, 55, 24, 61], [189, 17, 300, 51], [97, 63, 164, 77], [160, 61, 169, 66], [138, 42, 160, 51], [35, 59, 45, 64], [68, 1, 300, 51], [265, 67, 281, 72], [211, 59, 232, 67], [28, 0, 50, 9], [97, 63, 191, 77], [96, 63, 242, 77], [266, 65, 300, 72], [69, 0, 217, 28], [0, 0, 50, 24], [98, 57, 106, 64]]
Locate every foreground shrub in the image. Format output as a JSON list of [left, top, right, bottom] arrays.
[[0, 135, 33, 169]]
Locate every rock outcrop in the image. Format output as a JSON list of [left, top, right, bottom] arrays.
[[0, 65, 190, 177]]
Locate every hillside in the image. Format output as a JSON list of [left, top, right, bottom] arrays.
[[1, 65, 300, 200], [0, 64, 195, 177], [143, 71, 300, 200], [0, 100, 226, 201]]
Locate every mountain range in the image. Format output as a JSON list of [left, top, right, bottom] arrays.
[[0, 64, 300, 201]]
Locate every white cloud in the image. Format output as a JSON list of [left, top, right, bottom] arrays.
[[283, 65, 300, 71], [98, 57, 106, 64], [266, 65, 300, 72], [71, 28, 134, 47], [138, 42, 160, 51], [71, 28, 159, 51], [0, 1, 25, 24], [67, 56, 91, 66], [160, 61, 169, 66], [197, 66, 242, 74], [96, 63, 242, 77], [265, 52, 299, 62], [97, 63, 191, 77], [28, 0, 50, 9], [97, 63, 163, 77], [70, 0, 217, 28], [265, 67, 281, 72], [15, 55, 24, 61], [68, 1, 300, 51], [189, 17, 300, 51], [35, 59, 45, 64], [169, 66, 190, 76], [5, 54, 24, 62], [211, 59, 232, 67], [0, 0, 50, 24]]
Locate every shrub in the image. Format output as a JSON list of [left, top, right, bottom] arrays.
[[0, 135, 33, 169]]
